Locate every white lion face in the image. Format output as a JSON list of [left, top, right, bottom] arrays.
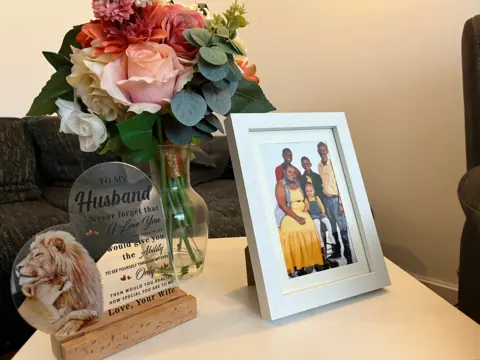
[[15, 231, 74, 287]]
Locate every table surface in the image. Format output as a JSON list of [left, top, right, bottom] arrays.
[[14, 237, 480, 360]]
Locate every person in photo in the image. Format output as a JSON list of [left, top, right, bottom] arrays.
[[274, 163, 324, 277], [303, 183, 336, 257], [299, 156, 323, 197], [275, 148, 301, 182], [317, 142, 353, 264]]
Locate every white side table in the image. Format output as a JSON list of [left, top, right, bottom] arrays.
[[13, 237, 480, 360]]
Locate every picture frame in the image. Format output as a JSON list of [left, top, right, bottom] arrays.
[[225, 112, 390, 320]]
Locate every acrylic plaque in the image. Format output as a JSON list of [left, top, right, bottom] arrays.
[[11, 162, 178, 338]]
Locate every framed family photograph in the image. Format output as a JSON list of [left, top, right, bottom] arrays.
[[225, 112, 390, 320]]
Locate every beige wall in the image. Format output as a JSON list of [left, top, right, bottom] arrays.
[[2, 1, 479, 287]]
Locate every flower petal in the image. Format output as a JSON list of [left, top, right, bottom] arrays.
[[128, 103, 162, 114], [100, 57, 132, 106]]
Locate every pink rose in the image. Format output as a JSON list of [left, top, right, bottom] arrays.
[[151, 4, 205, 62], [101, 42, 193, 114]]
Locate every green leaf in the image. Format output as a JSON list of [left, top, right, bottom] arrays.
[[43, 52, 71, 70], [226, 61, 243, 82], [214, 40, 241, 55], [195, 119, 217, 133], [212, 79, 230, 90], [116, 112, 158, 150], [164, 117, 212, 145], [235, 15, 248, 28], [171, 90, 207, 126], [217, 25, 230, 38], [198, 58, 230, 81], [228, 81, 239, 96], [129, 138, 157, 163], [59, 25, 84, 57], [230, 79, 276, 114], [98, 138, 112, 155], [205, 113, 225, 134], [190, 28, 212, 47], [202, 83, 231, 115], [229, 18, 241, 31], [27, 67, 72, 116], [230, 38, 246, 56], [183, 29, 200, 47], [199, 47, 228, 66]]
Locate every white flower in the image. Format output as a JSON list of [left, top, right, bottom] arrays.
[[56, 100, 108, 153], [67, 47, 126, 121]]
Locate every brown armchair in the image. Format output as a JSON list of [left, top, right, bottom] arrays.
[[458, 15, 480, 324]]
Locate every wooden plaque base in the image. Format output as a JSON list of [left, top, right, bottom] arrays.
[[51, 288, 196, 360]]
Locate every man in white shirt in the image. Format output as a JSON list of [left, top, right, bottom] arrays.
[[317, 142, 353, 264]]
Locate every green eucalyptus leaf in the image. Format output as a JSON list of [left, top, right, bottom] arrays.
[[171, 90, 207, 126], [200, 47, 228, 66], [202, 83, 231, 115], [43, 52, 71, 70], [164, 117, 212, 145], [214, 40, 240, 55], [116, 112, 158, 151], [205, 113, 225, 134], [230, 79, 276, 114], [212, 79, 230, 90], [226, 61, 243, 82], [27, 67, 73, 116], [190, 28, 212, 47], [195, 119, 217, 133], [230, 38, 246, 56], [183, 29, 200, 47], [198, 58, 230, 81], [217, 25, 230, 38], [228, 81, 239, 96]]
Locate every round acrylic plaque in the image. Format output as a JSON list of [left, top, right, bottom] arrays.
[[11, 162, 179, 338]]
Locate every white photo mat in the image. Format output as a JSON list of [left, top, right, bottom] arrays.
[[226, 112, 390, 320]]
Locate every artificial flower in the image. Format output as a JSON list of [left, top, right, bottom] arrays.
[[235, 56, 259, 84], [56, 100, 108, 152], [100, 42, 192, 114], [67, 47, 125, 121], [135, 0, 152, 7], [152, 4, 205, 61], [77, 14, 168, 56], [92, 0, 135, 23]]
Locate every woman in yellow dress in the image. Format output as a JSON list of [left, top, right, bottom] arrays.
[[275, 164, 324, 277]]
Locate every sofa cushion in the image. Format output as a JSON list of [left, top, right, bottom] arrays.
[[191, 136, 233, 186], [42, 186, 70, 212], [194, 179, 245, 238], [27, 117, 119, 186], [0, 201, 69, 273], [0, 118, 41, 204]]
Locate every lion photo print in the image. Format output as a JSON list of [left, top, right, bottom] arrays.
[[11, 226, 103, 337]]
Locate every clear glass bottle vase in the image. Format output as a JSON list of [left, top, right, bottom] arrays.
[[149, 145, 209, 279]]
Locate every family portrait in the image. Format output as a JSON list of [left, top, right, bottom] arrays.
[[270, 141, 357, 278], [13, 229, 103, 338]]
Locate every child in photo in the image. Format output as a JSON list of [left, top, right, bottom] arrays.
[[303, 183, 336, 254]]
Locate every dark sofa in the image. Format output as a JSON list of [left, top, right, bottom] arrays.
[[0, 117, 244, 353]]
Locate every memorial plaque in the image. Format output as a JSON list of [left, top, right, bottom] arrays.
[[11, 162, 179, 338]]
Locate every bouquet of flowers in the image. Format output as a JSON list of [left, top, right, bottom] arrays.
[[28, 0, 274, 277]]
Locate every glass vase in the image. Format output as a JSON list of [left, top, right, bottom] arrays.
[[149, 145, 209, 279]]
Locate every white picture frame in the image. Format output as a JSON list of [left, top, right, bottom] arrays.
[[225, 112, 390, 321]]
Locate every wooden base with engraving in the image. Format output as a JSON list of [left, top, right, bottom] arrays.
[[51, 288, 196, 360]]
